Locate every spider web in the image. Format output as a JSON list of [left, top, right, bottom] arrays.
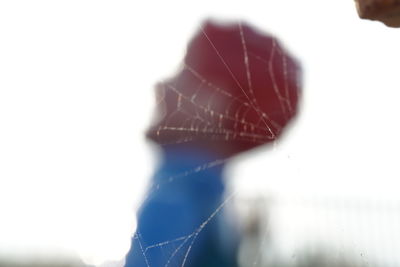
[[147, 21, 299, 150], [127, 21, 301, 267]]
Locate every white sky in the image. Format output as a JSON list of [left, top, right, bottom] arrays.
[[1, 0, 399, 266]]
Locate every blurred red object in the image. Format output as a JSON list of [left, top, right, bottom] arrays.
[[147, 21, 301, 158]]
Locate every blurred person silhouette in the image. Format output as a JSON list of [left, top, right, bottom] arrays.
[[124, 20, 301, 267]]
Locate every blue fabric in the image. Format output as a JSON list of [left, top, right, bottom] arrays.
[[124, 147, 239, 267]]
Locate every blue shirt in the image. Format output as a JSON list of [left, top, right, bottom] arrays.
[[124, 147, 239, 267]]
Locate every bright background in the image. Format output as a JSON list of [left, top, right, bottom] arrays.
[[1, 0, 399, 266]]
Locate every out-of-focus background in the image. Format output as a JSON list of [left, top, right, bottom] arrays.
[[1, 0, 399, 267]]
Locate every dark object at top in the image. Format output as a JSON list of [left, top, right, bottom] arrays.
[[355, 0, 400, 27], [147, 20, 301, 158]]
